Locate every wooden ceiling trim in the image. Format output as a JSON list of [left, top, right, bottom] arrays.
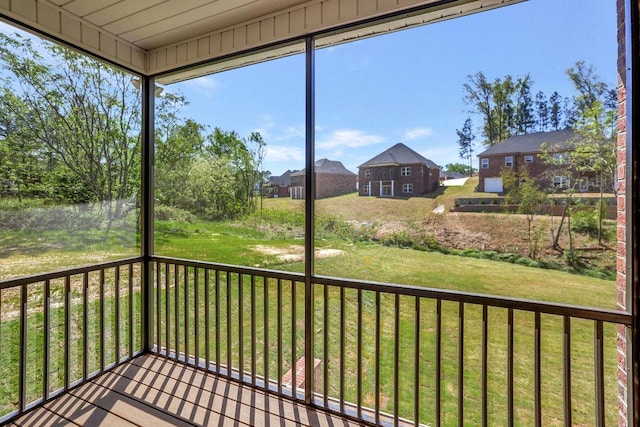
[[0, 0, 147, 73]]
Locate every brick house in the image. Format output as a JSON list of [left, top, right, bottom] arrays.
[[477, 129, 613, 193], [264, 169, 298, 198], [289, 159, 356, 199], [358, 143, 440, 197]]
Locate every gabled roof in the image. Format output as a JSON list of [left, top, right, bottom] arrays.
[[358, 143, 440, 169], [477, 129, 578, 156], [269, 169, 298, 186], [290, 159, 356, 176]]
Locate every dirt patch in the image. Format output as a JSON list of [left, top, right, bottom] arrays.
[[252, 245, 344, 263]]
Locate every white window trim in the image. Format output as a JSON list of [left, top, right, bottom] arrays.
[[481, 158, 489, 169], [401, 166, 411, 177], [505, 156, 513, 167], [403, 183, 413, 193], [524, 155, 534, 163], [364, 169, 371, 178]]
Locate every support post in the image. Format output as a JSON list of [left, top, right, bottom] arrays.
[[141, 76, 155, 353], [304, 36, 316, 404]]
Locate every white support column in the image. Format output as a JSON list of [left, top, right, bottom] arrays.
[[391, 180, 394, 197], [369, 181, 372, 196], [379, 181, 383, 196]]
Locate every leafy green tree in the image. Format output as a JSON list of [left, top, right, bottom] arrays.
[[0, 33, 141, 230], [535, 90, 549, 132], [514, 75, 536, 134], [445, 163, 476, 176], [502, 168, 548, 258], [456, 117, 475, 176], [549, 91, 563, 130]]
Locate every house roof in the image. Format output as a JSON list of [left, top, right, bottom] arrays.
[[269, 169, 298, 187], [358, 143, 440, 169], [477, 129, 578, 157], [290, 159, 356, 176]]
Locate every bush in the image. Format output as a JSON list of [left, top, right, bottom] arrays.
[[570, 209, 598, 236], [154, 205, 195, 223]]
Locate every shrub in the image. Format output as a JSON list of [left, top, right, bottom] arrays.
[[570, 209, 598, 236], [154, 205, 195, 223]]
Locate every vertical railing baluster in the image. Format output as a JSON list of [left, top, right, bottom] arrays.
[[356, 288, 363, 419], [291, 280, 297, 398], [156, 262, 161, 354], [394, 294, 400, 427], [323, 284, 329, 408], [594, 320, 604, 427], [482, 305, 488, 427], [414, 297, 420, 427], [19, 284, 27, 413], [226, 272, 232, 378], [205, 269, 211, 370], [174, 264, 179, 361], [128, 263, 133, 358], [264, 276, 269, 391], [195, 267, 200, 368], [458, 303, 465, 427], [340, 286, 345, 413], [44, 279, 50, 401], [165, 263, 170, 358], [436, 299, 442, 427], [508, 308, 514, 427], [251, 275, 256, 385], [83, 272, 89, 380], [535, 312, 541, 427], [238, 273, 243, 380], [215, 270, 220, 372], [373, 291, 380, 424], [563, 316, 572, 427], [277, 278, 282, 394], [100, 269, 105, 372], [115, 267, 120, 364], [65, 275, 71, 386], [184, 266, 189, 363]]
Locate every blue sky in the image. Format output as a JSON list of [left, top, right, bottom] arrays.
[[0, 0, 617, 178], [173, 0, 617, 177]]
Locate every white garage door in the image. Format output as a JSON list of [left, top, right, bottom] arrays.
[[484, 177, 503, 193]]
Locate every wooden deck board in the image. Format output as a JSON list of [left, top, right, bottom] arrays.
[[12, 354, 366, 427]]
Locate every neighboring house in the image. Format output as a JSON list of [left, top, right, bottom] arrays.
[[477, 129, 612, 193], [289, 159, 356, 199], [358, 143, 440, 197], [265, 169, 298, 198]]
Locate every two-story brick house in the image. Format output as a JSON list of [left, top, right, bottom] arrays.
[[477, 129, 612, 193], [358, 143, 440, 197], [289, 159, 356, 199]]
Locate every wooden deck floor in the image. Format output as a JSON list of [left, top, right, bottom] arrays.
[[10, 355, 365, 427]]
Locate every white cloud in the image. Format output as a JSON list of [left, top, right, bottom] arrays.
[[403, 127, 434, 140], [317, 129, 385, 150], [265, 145, 305, 162], [182, 76, 220, 97]]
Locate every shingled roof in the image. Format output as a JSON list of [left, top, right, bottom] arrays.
[[358, 143, 440, 169], [290, 159, 356, 176], [269, 169, 298, 186], [477, 129, 578, 156]]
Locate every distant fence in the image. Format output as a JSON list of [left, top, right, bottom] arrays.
[[452, 197, 617, 219]]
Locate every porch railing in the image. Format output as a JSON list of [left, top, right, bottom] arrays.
[[0, 255, 631, 426], [150, 256, 631, 427], [0, 257, 144, 424]]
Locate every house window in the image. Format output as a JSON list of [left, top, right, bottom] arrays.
[[362, 184, 369, 194], [579, 178, 589, 191], [481, 158, 489, 169], [524, 155, 534, 163], [364, 169, 371, 178], [553, 176, 568, 189], [552, 153, 569, 164], [401, 166, 411, 176], [505, 156, 513, 167], [403, 184, 413, 193]]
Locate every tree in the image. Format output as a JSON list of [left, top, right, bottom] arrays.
[[502, 168, 548, 258], [445, 163, 476, 176], [0, 33, 141, 231], [514, 75, 536, 134], [566, 61, 616, 114], [456, 117, 475, 176], [463, 72, 499, 146], [535, 91, 549, 132], [549, 92, 563, 130]]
